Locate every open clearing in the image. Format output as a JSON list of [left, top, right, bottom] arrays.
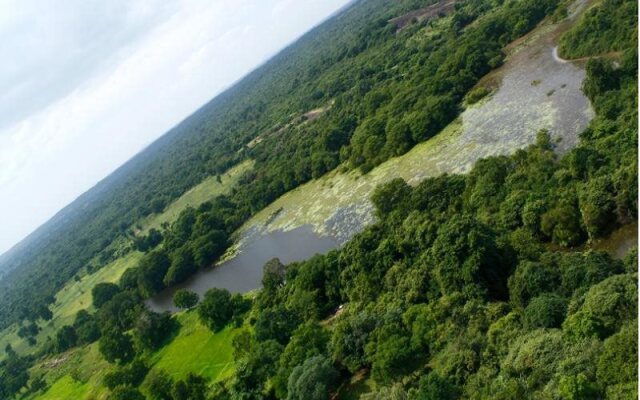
[[145, 311, 237, 383], [30, 312, 237, 399]]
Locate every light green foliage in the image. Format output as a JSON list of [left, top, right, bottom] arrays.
[[563, 274, 637, 340], [286, 355, 339, 400], [558, 0, 638, 59], [523, 294, 568, 329], [148, 312, 237, 383]]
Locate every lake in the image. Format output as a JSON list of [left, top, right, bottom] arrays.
[[147, 225, 339, 312]]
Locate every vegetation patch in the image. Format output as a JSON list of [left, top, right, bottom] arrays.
[[135, 160, 254, 235], [146, 312, 237, 383]]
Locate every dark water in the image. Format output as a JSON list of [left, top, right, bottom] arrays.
[[147, 225, 339, 312]]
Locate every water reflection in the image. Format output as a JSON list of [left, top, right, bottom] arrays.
[[147, 225, 338, 312]]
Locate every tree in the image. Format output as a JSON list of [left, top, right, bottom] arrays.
[[523, 293, 567, 329], [73, 310, 100, 344], [54, 325, 78, 353], [96, 291, 142, 331], [137, 250, 171, 297], [171, 373, 208, 400], [331, 311, 377, 373], [508, 260, 560, 309], [92, 282, 121, 309], [274, 322, 330, 397], [173, 289, 199, 309], [99, 330, 135, 364], [371, 178, 411, 217], [146, 369, 174, 400], [198, 288, 233, 331], [367, 326, 416, 384], [109, 385, 145, 400], [0, 352, 29, 398], [254, 305, 301, 345], [414, 373, 459, 400], [287, 355, 339, 400], [103, 360, 148, 389], [262, 258, 286, 292], [191, 230, 228, 268], [134, 310, 175, 350], [164, 246, 197, 286]]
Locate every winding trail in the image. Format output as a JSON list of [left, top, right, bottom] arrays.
[[553, 46, 622, 64]]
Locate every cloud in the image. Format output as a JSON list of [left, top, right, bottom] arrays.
[[0, 0, 351, 254]]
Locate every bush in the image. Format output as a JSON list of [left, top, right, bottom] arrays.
[[464, 86, 491, 105], [523, 294, 568, 329], [287, 355, 339, 400], [173, 289, 199, 309]]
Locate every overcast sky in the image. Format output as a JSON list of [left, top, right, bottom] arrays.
[[0, 0, 351, 255]]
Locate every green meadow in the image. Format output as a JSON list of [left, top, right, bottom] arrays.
[[30, 312, 238, 400]]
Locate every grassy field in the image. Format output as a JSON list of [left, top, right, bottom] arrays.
[[145, 311, 238, 384], [28, 312, 238, 399], [136, 160, 254, 235], [0, 161, 253, 359], [0, 250, 143, 359], [31, 343, 113, 400]]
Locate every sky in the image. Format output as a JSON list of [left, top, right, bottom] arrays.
[[0, 0, 351, 255]]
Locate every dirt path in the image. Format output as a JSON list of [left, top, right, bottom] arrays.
[[553, 46, 622, 63]]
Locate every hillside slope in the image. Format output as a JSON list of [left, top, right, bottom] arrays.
[[0, 0, 636, 399]]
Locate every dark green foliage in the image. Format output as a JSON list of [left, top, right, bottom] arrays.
[[97, 291, 142, 331], [426, 215, 508, 300], [0, 351, 30, 399], [414, 373, 459, 400], [133, 310, 175, 350], [73, 310, 101, 344], [164, 246, 196, 286], [191, 229, 228, 268], [171, 373, 208, 400], [136, 250, 171, 297], [596, 323, 638, 394], [286, 355, 339, 400], [99, 330, 136, 365], [254, 305, 301, 345], [54, 325, 78, 353], [134, 228, 163, 252], [230, 339, 283, 398], [367, 323, 416, 384], [92, 282, 121, 309], [198, 288, 233, 332], [563, 274, 637, 340], [173, 289, 199, 309], [146, 369, 174, 400], [103, 359, 149, 389], [330, 311, 377, 373], [508, 261, 560, 309], [523, 294, 567, 329], [273, 322, 329, 398], [109, 385, 145, 400], [558, 0, 637, 59], [262, 258, 286, 293]]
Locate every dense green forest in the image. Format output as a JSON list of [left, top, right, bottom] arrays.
[[0, 0, 637, 398], [0, 0, 562, 329]]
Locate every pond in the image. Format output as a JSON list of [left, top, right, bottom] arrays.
[[147, 225, 339, 312]]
